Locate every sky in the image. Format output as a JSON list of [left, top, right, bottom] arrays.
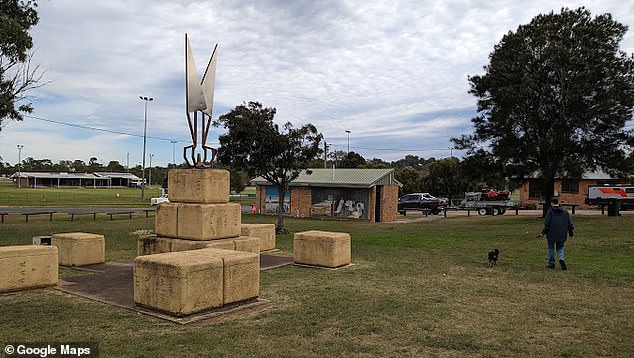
[[1, 0, 633, 168]]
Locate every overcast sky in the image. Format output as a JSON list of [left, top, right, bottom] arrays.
[[1, 0, 633, 167]]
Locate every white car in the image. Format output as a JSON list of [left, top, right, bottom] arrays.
[[151, 188, 169, 205]]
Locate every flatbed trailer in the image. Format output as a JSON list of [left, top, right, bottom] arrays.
[[462, 191, 515, 215]]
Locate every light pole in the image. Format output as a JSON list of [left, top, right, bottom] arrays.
[[17, 144, 23, 188], [170, 140, 177, 166], [139, 96, 153, 199], [149, 153, 154, 187], [345, 130, 351, 153]]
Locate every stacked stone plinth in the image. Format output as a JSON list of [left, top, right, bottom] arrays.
[[134, 168, 263, 316]]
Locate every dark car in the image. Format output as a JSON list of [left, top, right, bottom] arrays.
[[397, 193, 446, 215]]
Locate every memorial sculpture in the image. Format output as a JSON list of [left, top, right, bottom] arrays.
[[184, 33, 218, 168]]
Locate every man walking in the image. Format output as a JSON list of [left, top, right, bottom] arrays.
[[541, 197, 574, 270]]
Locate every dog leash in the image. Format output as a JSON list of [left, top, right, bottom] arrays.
[[500, 234, 542, 252]]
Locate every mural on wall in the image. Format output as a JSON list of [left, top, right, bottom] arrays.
[[311, 188, 368, 219], [264, 186, 291, 213]]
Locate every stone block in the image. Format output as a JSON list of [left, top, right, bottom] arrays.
[[137, 235, 236, 256], [294, 230, 351, 268], [241, 224, 276, 251], [51, 232, 105, 266], [200, 248, 259, 305], [168, 169, 230, 204], [134, 250, 224, 316], [0, 245, 58, 293], [177, 203, 241, 241], [155, 203, 178, 238], [233, 236, 260, 253]]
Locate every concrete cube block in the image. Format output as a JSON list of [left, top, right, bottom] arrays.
[[0, 245, 58, 293], [155, 203, 178, 238], [241, 224, 276, 251], [177, 203, 241, 241], [134, 250, 224, 316], [233, 236, 261, 253], [168, 169, 230, 204], [199, 248, 259, 304], [51, 232, 105, 266], [294, 230, 351, 268], [137, 235, 237, 256]]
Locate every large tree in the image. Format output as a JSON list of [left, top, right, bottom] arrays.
[[214, 101, 322, 233], [1, 0, 47, 127], [453, 7, 634, 215]]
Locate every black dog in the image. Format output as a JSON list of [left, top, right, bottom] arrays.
[[488, 249, 500, 267]]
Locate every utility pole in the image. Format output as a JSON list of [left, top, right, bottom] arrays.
[[324, 142, 329, 168], [149, 153, 154, 186], [17, 144, 23, 188]]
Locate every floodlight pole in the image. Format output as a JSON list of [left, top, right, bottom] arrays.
[[17, 144, 23, 188], [140, 96, 153, 199], [345, 130, 351, 153]]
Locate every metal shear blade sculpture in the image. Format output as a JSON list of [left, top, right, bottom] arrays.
[[184, 33, 218, 168]]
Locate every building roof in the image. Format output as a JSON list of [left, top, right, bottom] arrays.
[[11, 171, 140, 180], [525, 169, 622, 180], [251, 168, 403, 188]]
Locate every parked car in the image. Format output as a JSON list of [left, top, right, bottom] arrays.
[[150, 188, 169, 206], [397, 193, 446, 215]]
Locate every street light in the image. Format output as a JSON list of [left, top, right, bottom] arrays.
[[345, 130, 351, 153], [149, 153, 154, 187], [17, 144, 23, 188], [139, 96, 153, 199], [170, 140, 177, 166]]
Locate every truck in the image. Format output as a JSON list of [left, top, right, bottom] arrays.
[[462, 190, 515, 215], [397, 193, 447, 215], [585, 185, 634, 210]]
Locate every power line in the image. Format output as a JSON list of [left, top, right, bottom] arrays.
[[24, 114, 185, 142]]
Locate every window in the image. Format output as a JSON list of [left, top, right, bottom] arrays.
[[561, 179, 579, 194], [528, 180, 543, 200]]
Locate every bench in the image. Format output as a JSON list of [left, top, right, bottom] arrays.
[[69, 212, 98, 222], [22, 211, 55, 223], [106, 211, 134, 220], [539, 203, 578, 214]]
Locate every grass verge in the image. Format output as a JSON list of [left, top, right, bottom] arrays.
[[1, 213, 633, 357]]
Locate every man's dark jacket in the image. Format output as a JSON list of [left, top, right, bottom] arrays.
[[542, 206, 574, 243]]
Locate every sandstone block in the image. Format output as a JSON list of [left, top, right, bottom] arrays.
[[0, 245, 58, 293], [177, 203, 241, 240], [155, 203, 178, 238], [137, 235, 235, 256], [294, 230, 351, 268], [168, 169, 230, 204], [233, 236, 261, 253], [51, 232, 105, 266], [134, 250, 224, 316], [198, 248, 259, 304], [241, 224, 276, 251]]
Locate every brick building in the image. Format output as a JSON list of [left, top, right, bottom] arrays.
[[518, 170, 629, 208], [252, 168, 402, 222]]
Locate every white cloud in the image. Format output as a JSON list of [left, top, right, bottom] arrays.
[[1, 0, 632, 166]]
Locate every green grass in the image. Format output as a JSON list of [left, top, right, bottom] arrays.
[[0, 179, 251, 208], [1, 214, 633, 357], [0, 179, 162, 207]]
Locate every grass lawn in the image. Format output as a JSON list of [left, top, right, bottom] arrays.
[[1, 213, 633, 357]]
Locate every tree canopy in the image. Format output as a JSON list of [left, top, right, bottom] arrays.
[[0, 0, 46, 127], [453, 7, 634, 214], [214, 101, 322, 233]]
